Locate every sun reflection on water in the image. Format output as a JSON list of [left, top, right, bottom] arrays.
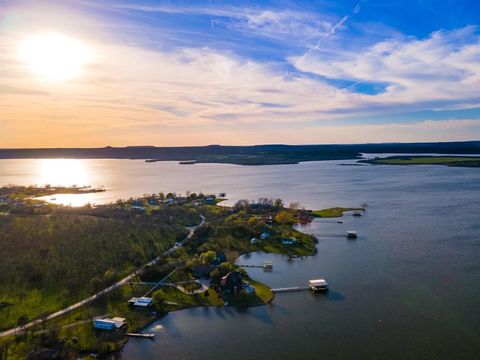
[[36, 159, 91, 187]]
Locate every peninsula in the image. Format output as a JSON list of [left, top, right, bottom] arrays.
[[0, 186, 362, 359]]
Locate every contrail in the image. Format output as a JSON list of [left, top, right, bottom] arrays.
[[341, 80, 366, 90], [209, 0, 214, 29], [312, 1, 363, 51]]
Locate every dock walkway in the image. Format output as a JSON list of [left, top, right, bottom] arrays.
[[271, 286, 309, 293]]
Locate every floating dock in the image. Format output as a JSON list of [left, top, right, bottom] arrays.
[[127, 333, 155, 339]]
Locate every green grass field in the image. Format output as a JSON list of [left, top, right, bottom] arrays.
[[361, 156, 480, 167], [311, 207, 364, 218]]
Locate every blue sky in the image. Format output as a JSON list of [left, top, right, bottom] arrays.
[[1, 0, 480, 146]]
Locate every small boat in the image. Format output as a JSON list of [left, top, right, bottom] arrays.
[[50, 197, 57, 201], [353, 211, 362, 217], [346, 231, 358, 239]]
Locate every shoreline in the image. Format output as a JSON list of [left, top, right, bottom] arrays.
[[0, 186, 364, 358]]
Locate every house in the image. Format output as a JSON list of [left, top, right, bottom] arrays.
[[260, 232, 270, 240], [128, 297, 153, 307], [281, 238, 296, 245], [250, 237, 258, 244], [193, 264, 216, 278], [163, 198, 174, 205], [147, 199, 158, 206], [205, 196, 216, 202], [93, 317, 126, 330], [131, 205, 145, 211], [220, 271, 243, 294]]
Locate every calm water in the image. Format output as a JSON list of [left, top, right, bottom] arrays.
[[1, 158, 480, 359]]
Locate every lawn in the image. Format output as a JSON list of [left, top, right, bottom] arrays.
[[153, 285, 223, 311], [223, 279, 274, 308], [311, 207, 363, 218]]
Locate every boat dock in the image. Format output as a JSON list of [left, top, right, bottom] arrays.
[[271, 286, 309, 293], [238, 264, 264, 268], [127, 333, 155, 339]]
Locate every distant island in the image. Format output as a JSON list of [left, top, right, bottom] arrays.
[[359, 155, 480, 167], [1, 141, 479, 165]]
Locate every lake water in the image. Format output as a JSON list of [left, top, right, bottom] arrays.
[[1, 158, 480, 358]]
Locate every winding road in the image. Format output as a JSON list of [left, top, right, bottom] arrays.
[[0, 215, 205, 338]]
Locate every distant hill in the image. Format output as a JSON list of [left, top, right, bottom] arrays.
[[0, 141, 479, 165]]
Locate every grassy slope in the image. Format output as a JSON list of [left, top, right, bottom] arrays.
[[311, 207, 364, 218], [224, 279, 274, 307], [0, 214, 182, 331], [153, 286, 223, 311]]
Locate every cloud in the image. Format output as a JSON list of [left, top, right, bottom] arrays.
[[1, 2, 480, 147], [292, 26, 480, 107], [109, 2, 333, 44]]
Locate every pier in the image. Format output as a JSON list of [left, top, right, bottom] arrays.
[[271, 286, 309, 293], [127, 333, 155, 339]]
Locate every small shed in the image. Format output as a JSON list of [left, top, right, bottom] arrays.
[[260, 232, 270, 240], [93, 317, 126, 330], [128, 297, 153, 307], [281, 238, 296, 245]]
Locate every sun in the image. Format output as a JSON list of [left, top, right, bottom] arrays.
[[20, 33, 92, 82]]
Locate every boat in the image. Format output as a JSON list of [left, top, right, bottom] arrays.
[[353, 211, 362, 217], [346, 231, 358, 238], [309, 279, 329, 292]]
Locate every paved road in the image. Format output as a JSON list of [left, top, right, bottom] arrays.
[[0, 215, 205, 338]]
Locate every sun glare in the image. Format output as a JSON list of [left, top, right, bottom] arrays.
[[20, 33, 91, 82], [37, 159, 90, 186]]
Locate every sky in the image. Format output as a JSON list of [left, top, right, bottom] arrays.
[[1, 0, 480, 147]]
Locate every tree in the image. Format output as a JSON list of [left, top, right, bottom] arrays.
[[289, 202, 300, 210], [233, 199, 250, 211], [273, 198, 284, 208], [274, 210, 295, 224], [219, 262, 234, 275], [200, 250, 216, 264]]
